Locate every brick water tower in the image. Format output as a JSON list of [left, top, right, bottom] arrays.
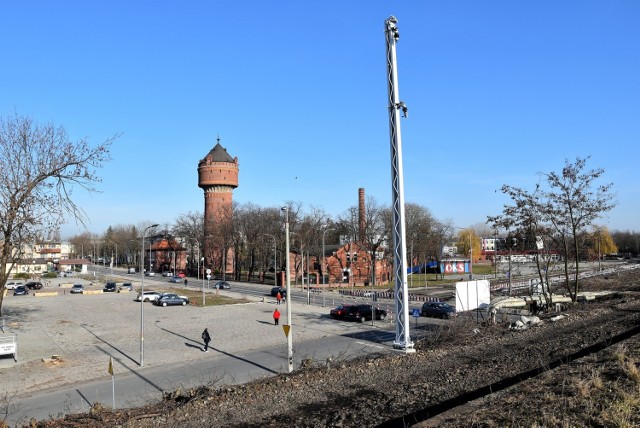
[[197, 138, 238, 275]]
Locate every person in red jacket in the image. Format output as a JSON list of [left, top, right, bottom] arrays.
[[273, 308, 281, 326], [276, 292, 282, 305]]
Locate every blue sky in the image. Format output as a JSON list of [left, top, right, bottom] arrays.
[[2, 1, 638, 238]]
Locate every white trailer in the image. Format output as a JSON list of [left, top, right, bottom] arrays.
[[0, 334, 17, 362]]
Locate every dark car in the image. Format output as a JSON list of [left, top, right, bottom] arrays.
[[25, 281, 43, 290], [421, 302, 457, 319], [13, 285, 29, 296], [70, 284, 84, 294], [344, 304, 387, 323], [270, 286, 287, 297], [215, 281, 231, 290], [103, 282, 117, 292], [154, 293, 189, 307], [330, 305, 353, 319]]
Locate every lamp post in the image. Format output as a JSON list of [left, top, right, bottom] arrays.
[[281, 206, 293, 373], [322, 228, 334, 307], [470, 233, 473, 280], [201, 257, 205, 298], [264, 234, 277, 286], [140, 223, 158, 367]]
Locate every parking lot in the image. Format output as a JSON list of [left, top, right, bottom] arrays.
[[0, 276, 393, 400]]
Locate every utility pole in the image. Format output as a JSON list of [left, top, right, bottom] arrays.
[[282, 207, 294, 373], [385, 15, 414, 353]]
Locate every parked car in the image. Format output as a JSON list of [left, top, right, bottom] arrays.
[[128, 268, 136, 274], [330, 305, 353, 319], [5, 282, 23, 290], [25, 281, 43, 290], [144, 271, 155, 277], [13, 285, 28, 296], [103, 282, 117, 292], [154, 293, 189, 306], [162, 272, 172, 277], [421, 302, 457, 319], [169, 276, 182, 283], [119, 283, 133, 292], [344, 304, 387, 323], [215, 281, 231, 290], [270, 286, 287, 297], [136, 291, 161, 302], [70, 284, 84, 294]]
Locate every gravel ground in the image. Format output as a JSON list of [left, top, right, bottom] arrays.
[[22, 265, 640, 427]]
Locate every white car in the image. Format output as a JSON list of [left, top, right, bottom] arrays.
[[5, 282, 23, 290], [136, 291, 161, 302]]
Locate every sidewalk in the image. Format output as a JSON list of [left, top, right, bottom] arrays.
[[0, 280, 390, 400]]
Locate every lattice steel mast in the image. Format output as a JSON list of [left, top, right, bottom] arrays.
[[385, 16, 414, 353]]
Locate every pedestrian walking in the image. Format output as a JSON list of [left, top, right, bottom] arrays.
[[201, 328, 211, 352], [273, 308, 281, 326], [184, 278, 188, 286], [276, 292, 282, 305]]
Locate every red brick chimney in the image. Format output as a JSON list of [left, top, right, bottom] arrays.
[[358, 188, 365, 242]]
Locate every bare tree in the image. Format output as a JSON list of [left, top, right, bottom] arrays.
[[0, 113, 116, 314], [543, 157, 615, 300], [488, 183, 558, 304], [172, 211, 204, 275], [490, 157, 615, 302]]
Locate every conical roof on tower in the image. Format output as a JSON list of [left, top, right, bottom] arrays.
[[204, 141, 235, 163]]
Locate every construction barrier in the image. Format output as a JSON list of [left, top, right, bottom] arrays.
[[338, 289, 441, 303], [33, 291, 58, 297]]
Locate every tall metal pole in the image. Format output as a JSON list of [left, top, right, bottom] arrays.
[[385, 16, 414, 353], [140, 224, 158, 367], [410, 240, 413, 288], [469, 233, 473, 279], [282, 207, 293, 372]]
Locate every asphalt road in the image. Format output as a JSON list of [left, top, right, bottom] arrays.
[[0, 268, 440, 426]]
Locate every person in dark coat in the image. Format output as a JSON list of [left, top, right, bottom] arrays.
[[273, 309, 281, 326], [202, 328, 211, 352]]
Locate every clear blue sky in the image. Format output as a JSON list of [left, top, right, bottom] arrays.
[[2, 1, 638, 238]]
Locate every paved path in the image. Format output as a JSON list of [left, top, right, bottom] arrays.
[[0, 276, 402, 423]]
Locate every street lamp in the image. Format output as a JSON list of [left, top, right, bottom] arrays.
[[281, 206, 293, 373], [140, 223, 158, 367], [264, 234, 277, 286], [322, 228, 334, 307]]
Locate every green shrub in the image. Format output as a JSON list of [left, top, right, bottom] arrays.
[[13, 272, 30, 279], [42, 272, 57, 278]]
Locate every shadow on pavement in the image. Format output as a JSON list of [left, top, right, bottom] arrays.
[[156, 322, 278, 375]]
